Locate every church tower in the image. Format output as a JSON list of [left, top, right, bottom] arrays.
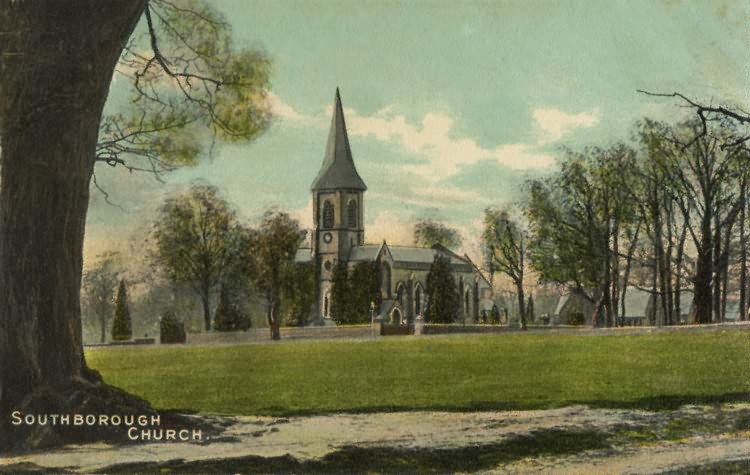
[[311, 89, 367, 319]]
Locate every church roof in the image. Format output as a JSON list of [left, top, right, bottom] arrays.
[[311, 89, 367, 191], [347, 242, 473, 268], [348, 245, 382, 261]]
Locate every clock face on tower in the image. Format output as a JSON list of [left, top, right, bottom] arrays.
[[323, 232, 333, 244]]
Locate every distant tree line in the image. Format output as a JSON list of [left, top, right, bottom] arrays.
[[486, 116, 750, 327]]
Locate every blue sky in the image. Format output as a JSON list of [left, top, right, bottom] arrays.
[[85, 0, 750, 263]]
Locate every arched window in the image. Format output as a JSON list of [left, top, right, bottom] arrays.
[[324, 292, 330, 317], [347, 200, 358, 228], [415, 285, 422, 316], [464, 290, 470, 317], [381, 262, 391, 298], [322, 201, 334, 229], [396, 282, 406, 307], [391, 308, 402, 325]]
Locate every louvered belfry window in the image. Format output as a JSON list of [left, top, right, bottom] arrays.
[[347, 200, 357, 228], [323, 200, 334, 229]]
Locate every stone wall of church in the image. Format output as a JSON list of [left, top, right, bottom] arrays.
[[383, 267, 488, 325]]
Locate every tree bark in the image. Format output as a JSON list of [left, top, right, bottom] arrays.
[[712, 213, 722, 322], [516, 281, 526, 330], [673, 220, 688, 323], [100, 314, 107, 344], [620, 220, 641, 322], [201, 293, 212, 331], [0, 0, 148, 450], [741, 178, 748, 321], [693, 210, 713, 324]]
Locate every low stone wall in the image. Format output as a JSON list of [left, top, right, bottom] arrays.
[[186, 324, 379, 345], [421, 324, 514, 335], [380, 324, 414, 336]]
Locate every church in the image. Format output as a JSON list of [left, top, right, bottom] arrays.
[[296, 89, 493, 325]]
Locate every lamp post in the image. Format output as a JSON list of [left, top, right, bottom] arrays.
[[370, 300, 376, 339]]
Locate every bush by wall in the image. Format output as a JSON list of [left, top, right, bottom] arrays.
[[160, 310, 186, 344]]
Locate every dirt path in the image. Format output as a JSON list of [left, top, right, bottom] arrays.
[[494, 434, 750, 474], [3, 405, 750, 474]]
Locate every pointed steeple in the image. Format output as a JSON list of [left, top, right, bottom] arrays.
[[311, 88, 367, 191]]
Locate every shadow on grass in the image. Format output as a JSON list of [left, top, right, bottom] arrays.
[[3, 428, 608, 475], [249, 392, 750, 418]]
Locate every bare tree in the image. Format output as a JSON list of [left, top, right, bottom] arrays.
[[82, 253, 122, 343], [482, 207, 527, 329]]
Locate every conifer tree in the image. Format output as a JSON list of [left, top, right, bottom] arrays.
[[425, 253, 460, 323], [112, 279, 132, 341], [526, 294, 535, 323], [330, 261, 351, 323]]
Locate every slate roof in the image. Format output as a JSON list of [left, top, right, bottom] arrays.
[[347, 243, 473, 269], [310, 89, 367, 191], [348, 245, 382, 261], [389, 246, 469, 266], [553, 288, 696, 318]]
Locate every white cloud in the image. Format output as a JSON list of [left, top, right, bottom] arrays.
[[343, 107, 558, 182], [270, 95, 598, 205], [272, 96, 597, 178], [365, 210, 414, 246], [268, 93, 325, 126], [532, 107, 600, 144]]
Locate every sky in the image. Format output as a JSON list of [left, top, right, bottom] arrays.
[[85, 0, 750, 265]]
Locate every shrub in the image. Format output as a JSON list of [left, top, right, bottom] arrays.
[[160, 310, 186, 344], [491, 304, 500, 325], [214, 285, 252, 331], [425, 253, 460, 324], [569, 311, 586, 326], [111, 279, 132, 341]]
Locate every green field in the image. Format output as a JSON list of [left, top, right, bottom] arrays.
[[86, 331, 750, 416]]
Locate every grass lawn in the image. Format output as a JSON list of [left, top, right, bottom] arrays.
[[86, 331, 750, 416]]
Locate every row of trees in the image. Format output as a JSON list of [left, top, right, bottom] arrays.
[[483, 116, 750, 327], [83, 183, 307, 341]]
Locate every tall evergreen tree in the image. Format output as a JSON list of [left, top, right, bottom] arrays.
[[526, 294, 535, 323], [111, 279, 132, 341], [348, 261, 382, 324], [281, 262, 316, 327], [330, 261, 352, 324], [425, 253, 460, 323]]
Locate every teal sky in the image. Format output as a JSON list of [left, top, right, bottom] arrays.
[[85, 0, 750, 263]]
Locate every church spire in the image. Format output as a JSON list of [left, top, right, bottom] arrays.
[[311, 88, 367, 191]]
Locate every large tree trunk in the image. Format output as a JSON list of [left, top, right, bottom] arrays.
[[0, 1, 149, 451], [516, 281, 526, 330], [100, 314, 107, 344], [201, 293, 212, 331], [712, 214, 721, 322], [693, 211, 713, 324], [673, 220, 688, 324], [620, 220, 641, 322], [610, 224, 620, 327], [741, 178, 748, 321]]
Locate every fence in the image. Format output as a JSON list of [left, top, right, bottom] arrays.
[[186, 324, 378, 344]]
